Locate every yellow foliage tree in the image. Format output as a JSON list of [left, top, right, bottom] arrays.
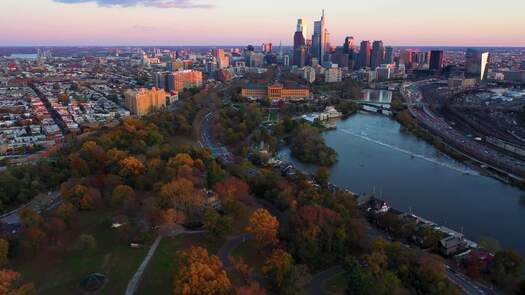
[[246, 208, 279, 248], [174, 246, 231, 295]]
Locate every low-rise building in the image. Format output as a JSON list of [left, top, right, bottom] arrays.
[[241, 84, 310, 101]]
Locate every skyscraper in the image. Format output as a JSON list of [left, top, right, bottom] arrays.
[[212, 48, 229, 69], [312, 10, 329, 63], [296, 18, 308, 41], [293, 19, 307, 67], [343, 36, 355, 54], [371, 41, 385, 69], [384, 46, 395, 64], [358, 41, 371, 68], [429, 50, 444, 70], [466, 48, 490, 80]]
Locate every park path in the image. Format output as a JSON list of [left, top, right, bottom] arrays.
[[125, 234, 163, 295], [125, 228, 206, 295]]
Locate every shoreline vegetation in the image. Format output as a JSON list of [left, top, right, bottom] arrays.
[[287, 123, 338, 167]]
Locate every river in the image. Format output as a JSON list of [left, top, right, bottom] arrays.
[[279, 112, 525, 257]]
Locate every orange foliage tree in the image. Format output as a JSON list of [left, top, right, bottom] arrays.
[[214, 177, 250, 204], [246, 208, 279, 248], [61, 184, 95, 210], [0, 269, 35, 295], [174, 246, 231, 295], [160, 178, 206, 222], [118, 156, 146, 177]]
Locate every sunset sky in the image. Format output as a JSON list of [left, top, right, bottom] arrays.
[[1, 0, 524, 46]]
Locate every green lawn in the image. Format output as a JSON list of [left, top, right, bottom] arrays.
[[15, 211, 153, 295], [137, 233, 221, 295], [322, 272, 348, 295], [230, 240, 268, 273]]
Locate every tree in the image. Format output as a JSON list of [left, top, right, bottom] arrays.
[[229, 256, 252, 285], [0, 239, 8, 267], [246, 208, 279, 249], [118, 156, 146, 178], [55, 202, 75, 224], [262, 249, 299, 295], [174, 246, 231, 295], [0, 269, 34, 295], [167, 153, 194, 169], [343, 257, 370, 295], [213, 177, 250, 204], [490, 250, 524, 286], [62, 184, 95, 210], [315, 167, 330, 187], [160, 209, 185, 233], [160, 178, 206, 222], [203, 209, 232, 241], [19, 208, 43, 229], [111, 185, 135, 209], [69, 154, 90, 178]]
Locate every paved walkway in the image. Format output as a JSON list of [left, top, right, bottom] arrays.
[[125, 234, 163, 295], [125, 229, 206, 295]]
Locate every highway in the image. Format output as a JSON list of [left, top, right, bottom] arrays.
[[401, 81, 525, 181]]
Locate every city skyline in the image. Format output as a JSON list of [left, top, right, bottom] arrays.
[[1, 0, 525, 47]]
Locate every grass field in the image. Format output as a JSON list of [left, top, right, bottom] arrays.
[[15, 210, 153, 295], [137, 234, 222, 295], [322, 272, 348, 295], [230, 240, 268, 273]]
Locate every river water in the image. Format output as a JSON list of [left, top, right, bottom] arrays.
[[279, 112, 525, 256]]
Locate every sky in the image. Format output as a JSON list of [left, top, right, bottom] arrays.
[[1, 0, 525, 47]]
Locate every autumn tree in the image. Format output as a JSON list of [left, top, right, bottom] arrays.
[[174, 246, 231, 295], [262, 249, 299, 295], [62, 184, 95, 210], [159, 209, 185, 233], [111, 185, 135, 209], [55, 202, 75, 224], [0, 269, 35, 295], [160, 178, 206, 222], [69, 154, 90, 178], [19, 208, 43, 228], [246, 208, 279, 249], [490, 250, 524, 287], [228, 256, 252, 285], [213, 177, 250, 204], [118, 156, 146, 178]]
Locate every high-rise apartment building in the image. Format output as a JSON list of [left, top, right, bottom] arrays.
[[399, 49, 413, 67], [213, 48, 229, 69], [371, 41, 385, 69], [167, 70, 203, 94], [358, 41, 371, 68], [384, 46, 395, 64], [466, 48, 490, 80], [429, 50, 444, 70], [124, 88, 167, 116]]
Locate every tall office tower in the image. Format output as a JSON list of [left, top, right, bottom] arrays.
[[371, 41, 385, 69], [283, 55, 290, 67], [384, 46, 395, 64], [312, 10, 329, 63], [343, 36, 355, 54], [293, 19, 307, 67], [399, 49, 413, 67], [358, 41, 372, 68], [296, 18, 308, 40], [124, 88, 167, 116], [429, 50, 444, 70], [466, 48, 490, 80], [294, 47, 307, 68], [262, 43, 273, 53], [213, 48, 229, 69], [521, 61, 525, 70]]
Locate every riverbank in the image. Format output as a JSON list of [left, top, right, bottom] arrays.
[[278, 112, 525, 259]]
